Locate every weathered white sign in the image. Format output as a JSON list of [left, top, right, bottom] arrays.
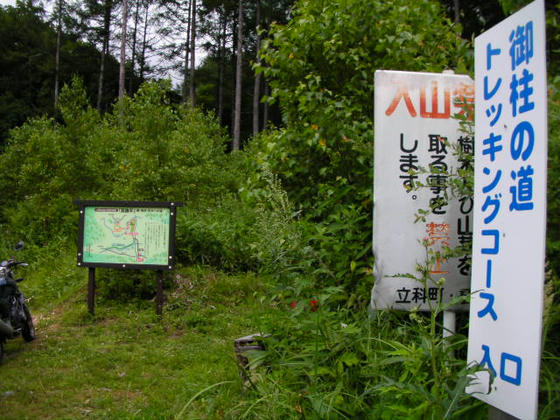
[[371, 70, 474, 311], [466, 1, 548, 419]]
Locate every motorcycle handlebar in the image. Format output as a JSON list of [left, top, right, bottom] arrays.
[[5, 260, 27, 268]]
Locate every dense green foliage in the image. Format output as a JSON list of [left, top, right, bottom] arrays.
[[0, 78, 236, 244], [548, 78, 560, 277], [0, 0, 559, 418], [0, 3, 127, 147], [244, 0, 473, 301], [254, 0, 470, 206]]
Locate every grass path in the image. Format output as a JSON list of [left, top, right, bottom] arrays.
[[0, 267, 272, 419]]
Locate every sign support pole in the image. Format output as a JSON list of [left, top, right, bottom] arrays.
[[443, 310, 456, 358], [489, 406, 517, 420], [156, 270, 163, 316], [443, 310, 456, 337], [88, 267, 96, 315]]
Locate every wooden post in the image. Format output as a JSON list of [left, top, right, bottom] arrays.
[[88, 267, 96, 315], [156, 270, 163, 316]]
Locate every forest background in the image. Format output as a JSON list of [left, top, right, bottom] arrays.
[[0, 0, 559, 418]]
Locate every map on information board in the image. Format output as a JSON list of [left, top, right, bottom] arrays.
[[82, 206, 171, 266]]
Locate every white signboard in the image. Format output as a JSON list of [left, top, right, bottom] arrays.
[[466, 1, 548, 419], [371, 70, 474, 311]]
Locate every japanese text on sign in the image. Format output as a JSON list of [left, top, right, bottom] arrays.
[[467, 2, 547, 419], [372, 70, 474, 312]]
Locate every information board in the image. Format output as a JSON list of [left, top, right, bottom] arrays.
[[466, 1, 548, 419], [371, 70, 474, 311], [76, 201, 180, 270]]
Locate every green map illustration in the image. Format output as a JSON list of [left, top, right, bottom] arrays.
[[82, 207, 171, 266]]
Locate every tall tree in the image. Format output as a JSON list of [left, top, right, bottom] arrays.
[[199, 0, 237, 123], [96, 0, 114, 112], [128, 0, 140, 93], [195, 0, 293, 138], [0, 2, 121, 145], [182, 0, 192, 102], [139, 0, 149, 82], [217, 6, 227, 121], [54, 0, 63, 110], [189, 0, 196, 105], [439, 0, 505, 39], [252, 0, 261, 135], [232, 0, 243, 150], [118, 0, 128, 98]]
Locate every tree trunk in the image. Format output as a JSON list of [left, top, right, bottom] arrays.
[[263, 79, 269, 130], [230, 14, 237, 136], [139, 2, 149, 82], [252, 0, 261, 136], [217, 6, 226, 122], [189, 0, 196, 106], [119, 0, 128, 99], [182, 0, 192, 102], [233, 0, 243, 150], [97, 0, 113, 112], [129, 0, 140, 94], [54, 0, 62, 110], [453, 0, 460, 24]]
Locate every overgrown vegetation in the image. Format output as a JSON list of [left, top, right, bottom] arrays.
[[0, 0, 559, 418]]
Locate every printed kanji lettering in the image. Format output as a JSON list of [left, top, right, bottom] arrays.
[[428, 134, 448, 154], [426, 222, 451, 246], [480, 344, 497, 377], [411, 287, 427, 303], [453, 83, 475, 121], [427, 287, 443, 302], [509, 165, 534, 211], [386, 85, 417, 117], [509, 21, 534, 71], [395, 287, 411, 304], [420, 81, 451, 119], [510, 69, 535, 117], [458, 135, 474, 155]]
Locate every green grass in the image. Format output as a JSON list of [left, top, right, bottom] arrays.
[[0, 264, 273, 419], [0, 244, 558, 419]]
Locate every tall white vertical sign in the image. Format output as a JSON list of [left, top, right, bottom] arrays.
[[467, 1, 548, 419], [372, 70, 473, 311]]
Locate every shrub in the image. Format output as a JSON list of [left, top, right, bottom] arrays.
[[0, 79, 239, 248]]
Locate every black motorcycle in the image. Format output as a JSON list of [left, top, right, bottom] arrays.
[[0, 241, 35, 362]]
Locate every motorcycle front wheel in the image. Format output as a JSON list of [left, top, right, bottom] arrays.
[[22, 304, 35, 342]]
